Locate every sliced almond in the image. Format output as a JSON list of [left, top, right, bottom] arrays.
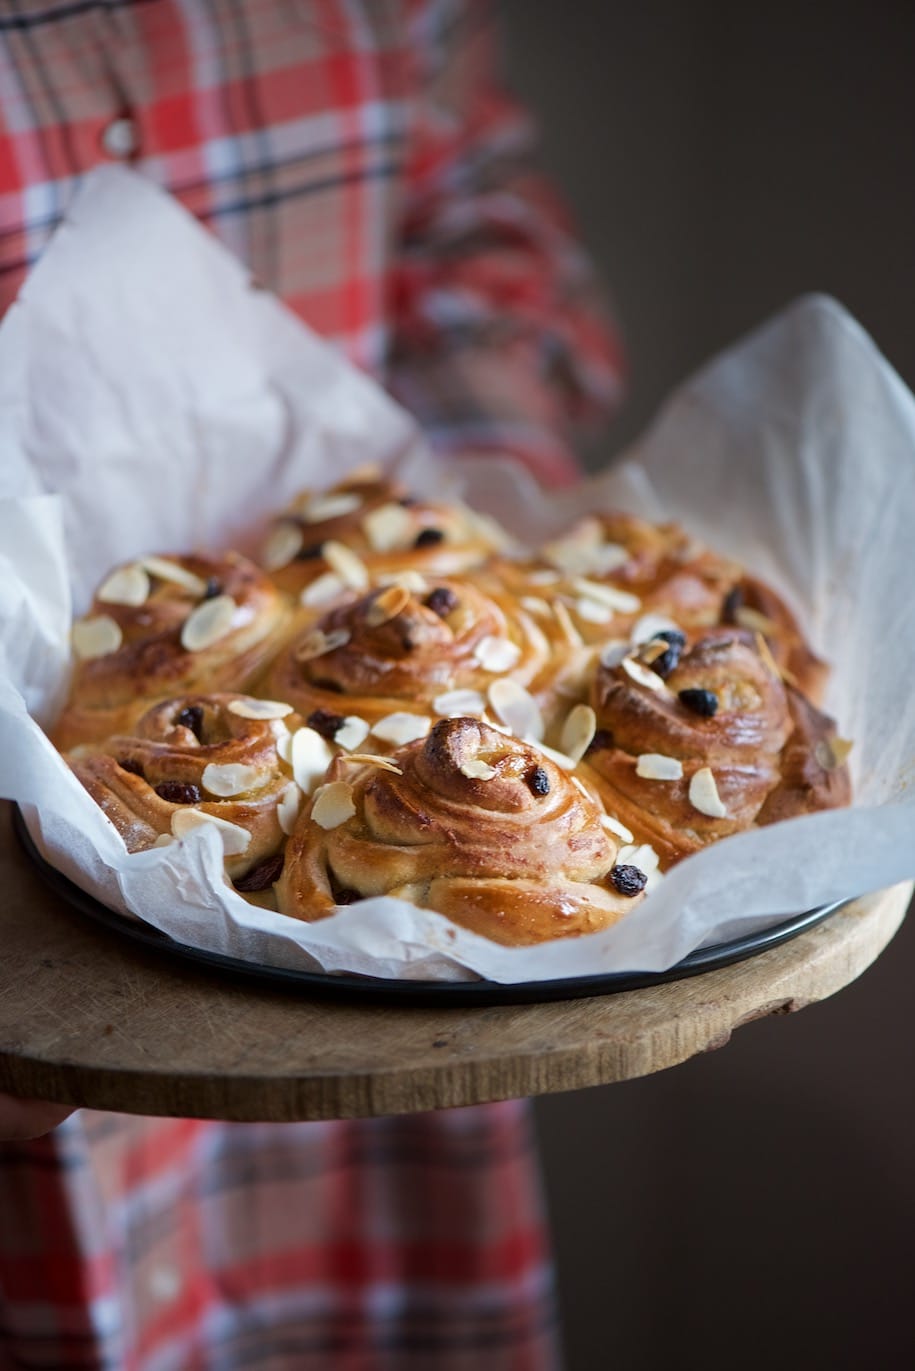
[[372, 712, 432, 745], [170, 808, 251, 855], [261, 522, 305, 571], [616, 842, 660, 874], [459, 758, 497, 780], [571, 775, 595, 802], [376, 569, 428, 593], [475, 635, 522, 673], [291, 726, 334, 793], [96, 563, 150, 607], [487, 678, 544, 741], [599, 639, 630, 669], [527, 569, 562, 586], [736, 606, 780, 636], [180, 594, 237, 652], [300, 572, 346, 607], [302, 492, 363, 522], [72, 614, 123, 660], [552, 598, 584, 648], [637, 638, 671, 666], [600, 813, 634, 843], [228, 698, 294, 720], [363, 502, 415, 553], [631, 612, 681, 645], [588, 542, 631, 575], [365, 583, 411, 626], [323, 540, 370, 591], [754, 630, 782, 679], [689, 766, 728, 818], [621, 654, 670, 693], [343, 753, 404, 774], [636, 753, 684, 781], [141, 556, 208, 597], [276, 730, 294, 764], [311, 780, 357, 830], [574, 596, 614, 625], [334, 715, 371, 751], [572, 578, 642, 614], [201, 762, 265, 797], [560, 703, 597, 763], [293, 627, 350, 662], [815, 737, 854, 771], [277, 781, 301, 835], [433, 688, 486, 717], [520, 595, 553, 616]]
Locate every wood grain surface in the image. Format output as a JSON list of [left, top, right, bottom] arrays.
[[0, 804, 909, 1121]]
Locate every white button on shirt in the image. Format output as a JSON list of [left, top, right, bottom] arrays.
[[100, 115, 139, 160]]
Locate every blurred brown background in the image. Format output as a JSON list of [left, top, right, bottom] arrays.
[[499, 2, 915, 1367]]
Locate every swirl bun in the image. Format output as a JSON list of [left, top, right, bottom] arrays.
[[582, 627, 850, 866], [260, 468, 508, 597], [55, 552, 291, 749], [276, 717, 637, 945], [66, 693, 298, 886]]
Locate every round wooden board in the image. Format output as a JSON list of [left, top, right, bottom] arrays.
[[0, 804, 909, 1121]]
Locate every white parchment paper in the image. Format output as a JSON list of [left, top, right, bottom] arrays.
[[1, 166, 914, 984]]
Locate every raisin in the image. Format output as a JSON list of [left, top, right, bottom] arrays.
[[425, 586, 458, 618], [722, 585, 744, 624], [585, 728, 614, 755], [526, 765, 551, 796], [295, 542, 325, 561], [154, 781, 201, 804], [414, 527, 445, 548], [332, 886, 362, 905], [307, 709, 344, 740], [609, 864, 648, 897], [652, 629, 686, 679], [120, 757, 145, 778], [678, 687, 719, 717], [176, 705, 204, 739], [202, 577, 222, 600], [233, 852, 285, 892]]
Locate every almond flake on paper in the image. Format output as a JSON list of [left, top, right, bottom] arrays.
[[636, 753, 683, 781], [141, 556, 208, 597], [228, 698, 294, 720], [96, 563, 150, 607], [688, 766, 728, 818], [180, 594, 237, 652], [170, 808, 252, 855], [72, 614, 123, 659], [311, 780, 357, 829]]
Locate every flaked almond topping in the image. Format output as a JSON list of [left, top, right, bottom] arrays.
[[600, 813, 635, 843], [96, 563, 150, 607], [343, 753, 404, 774], [616, 842, 661, 874], [291, 726, 335, 792], [599, 639, 630, 669], [736, 605, 780, 636], [571, 774, 594, 802], [363, 501, 415, 552], [572, 578, 642, 614], [459, 758, 498, 780], [311, 780, 357, 829], [552, 598, 584, 648], [689, 766, 728, 818], [180, 594, 238, 652], [560, 703, 597, 763], [574, 596, 613, 625], [527, 569, 562, 586], [475, 635, 522, 673], [72, 614, 123, 660], [631, 612, 682, 645], [621, 654, 672, 693], [372, 712, 431, 745], [487, 678, 544, 741], [276, 730, 294, 764], [520, 595, 553, 616], [300, 571, 347, 607], [636, 753, 684, 781], [301, 491, 363, 522], [334, 715, 371, 751], [293, 627, 350, 662], [587, 541, 631, 575], [152, 832, 175, 848], [636, 637, 671, 666], [202, 762, 266, 797], [323, 540, 369, 591], [754, 630, 782, 679], [142, 556, 209, 597], [277, 781, 301, 835], [365, 583, 411, 626], [261, 522, 305, 571], [170, 808, 252, 855], [376, 569, 428, 593], [815, 737, 854, 771], [227, 698, 294, 722], [433, 688, 486, 717]]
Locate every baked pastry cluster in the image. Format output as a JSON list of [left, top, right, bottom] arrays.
[[57, 466, 852, 947]]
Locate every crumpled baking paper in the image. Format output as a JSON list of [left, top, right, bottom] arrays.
[[1, 166, 913, 984]]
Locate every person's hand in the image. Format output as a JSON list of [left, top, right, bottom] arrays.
[[0, 1091, 74, 1140]]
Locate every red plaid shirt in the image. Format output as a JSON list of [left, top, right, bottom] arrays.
[[0, 3, 623, 1366]]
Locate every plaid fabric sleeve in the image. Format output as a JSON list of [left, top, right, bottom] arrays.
[[387, 0, 626, 489]]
